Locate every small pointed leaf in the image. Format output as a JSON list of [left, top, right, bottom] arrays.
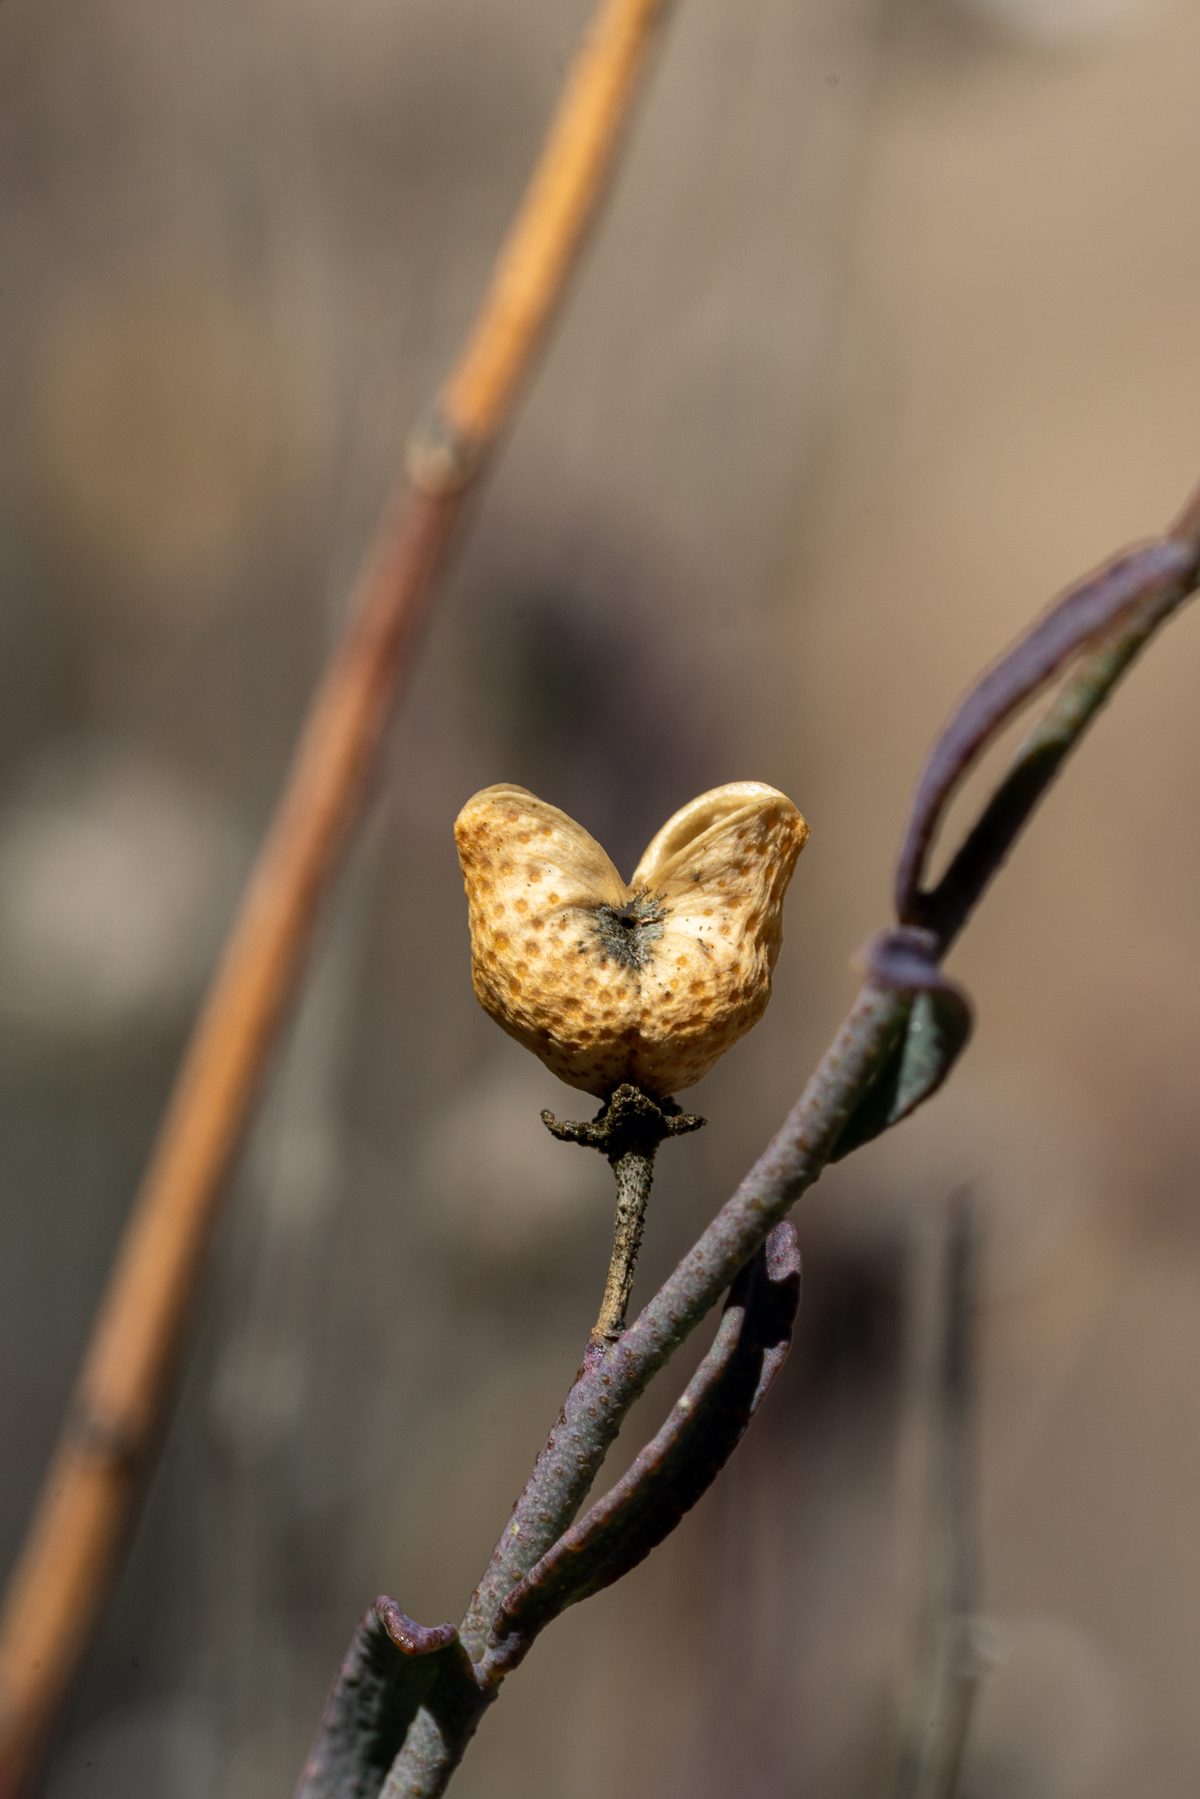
[[830, 931, 972, 1162]]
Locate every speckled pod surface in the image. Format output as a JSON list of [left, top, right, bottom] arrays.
[[454, 782, 809, 1098]]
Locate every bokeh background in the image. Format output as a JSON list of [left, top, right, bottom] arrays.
[[2, 0, 1199, 1793]]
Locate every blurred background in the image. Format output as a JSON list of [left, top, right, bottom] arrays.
[[2, 0, 1199, 1793]]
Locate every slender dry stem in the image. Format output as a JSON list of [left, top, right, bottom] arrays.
[[593, 1148, 655, 1343], [542, 1084, 705, 1345], [0, 3, 676, 1790]]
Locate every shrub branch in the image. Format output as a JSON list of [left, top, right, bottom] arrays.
[[367, 482, 1200, 1799]]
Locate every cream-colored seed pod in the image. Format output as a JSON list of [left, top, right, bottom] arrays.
[[454, 782, 809, 1099]]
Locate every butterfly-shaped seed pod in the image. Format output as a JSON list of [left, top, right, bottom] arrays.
[[454, 782, 809, 1099]]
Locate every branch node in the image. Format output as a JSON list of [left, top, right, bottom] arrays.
[[405, 409, 482, 498]]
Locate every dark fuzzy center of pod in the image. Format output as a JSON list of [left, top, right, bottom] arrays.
[[589, 890, 665, 971]]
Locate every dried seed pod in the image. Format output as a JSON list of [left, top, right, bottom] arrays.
[[454, 782, 809, 1099]]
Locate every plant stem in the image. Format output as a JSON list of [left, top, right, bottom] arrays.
[[377, 1683, 492, 1799], [593, 1145, 655, 1343], [542, 1083, 704, 1345], [929, 571, 1197, 951]]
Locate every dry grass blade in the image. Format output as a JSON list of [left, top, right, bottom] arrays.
[[0, 2, 677, 1791]]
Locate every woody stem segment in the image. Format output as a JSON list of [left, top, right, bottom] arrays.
[[594, 1145, 656, 1343], [541, 1083, 705, 1344]]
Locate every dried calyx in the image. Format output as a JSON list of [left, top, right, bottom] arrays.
[[454, 781, 809, 1098]]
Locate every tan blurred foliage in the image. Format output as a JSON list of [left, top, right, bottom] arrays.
[[1, 0, 1199, 1795]]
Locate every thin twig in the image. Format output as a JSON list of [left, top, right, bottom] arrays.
[[928, 542, 1200, 951], [893, 537, 1193, 922], [899, 484, 1200, 937], [542, 1085, 705, 1343], [595, 1150, 655, 1342], [0, 2, 676, 1790]]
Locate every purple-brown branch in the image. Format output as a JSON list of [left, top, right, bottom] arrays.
[[897, 518, 1200, 932], [296, 1602, 468, 1799], [367, 478, 1200, 1799], [485, 1220, 801, 1677]]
